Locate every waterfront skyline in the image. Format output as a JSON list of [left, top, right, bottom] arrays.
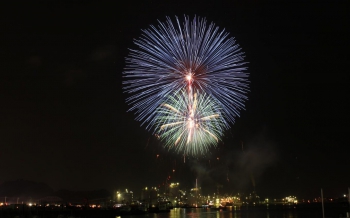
[[1, 1, 349, 200]]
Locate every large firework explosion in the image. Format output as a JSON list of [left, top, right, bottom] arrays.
[[123, 15, 249, 155], [155, 89, 227, 155]]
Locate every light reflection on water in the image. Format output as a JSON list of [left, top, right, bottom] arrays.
[[119, 207, 307, 218]]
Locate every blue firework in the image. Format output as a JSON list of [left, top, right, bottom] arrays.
[[123, 15, 249, 129]]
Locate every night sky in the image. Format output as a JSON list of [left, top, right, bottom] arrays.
[[1, 1, 349, 200]]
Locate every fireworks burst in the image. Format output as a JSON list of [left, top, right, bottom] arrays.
[[123, 15, 249, 127], [155, 90, 226, 155]]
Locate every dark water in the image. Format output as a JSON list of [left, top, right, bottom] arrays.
[[1, 204, 348, 218], [121, 205, 349, 218]]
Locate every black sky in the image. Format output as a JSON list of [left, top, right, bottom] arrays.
[[1, 1, 349, 199]]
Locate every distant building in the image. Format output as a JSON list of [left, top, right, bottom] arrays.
[[272, 196, 298, 204], [36, 196, 63, 205], [168, 183, 180, 204], [116, 189, 133, 204], [187, 187, 202, 206], [140, 187, 158, 205], [285, 196, 298, 204]]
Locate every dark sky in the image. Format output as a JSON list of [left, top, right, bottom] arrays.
[[1, 1, 349, 200]]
